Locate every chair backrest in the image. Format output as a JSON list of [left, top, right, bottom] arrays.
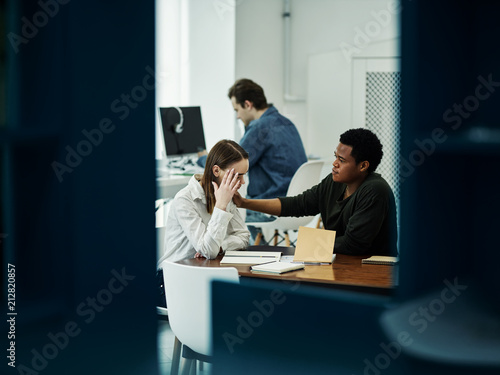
[[161, 261, 239, 356], [264, 160, 327, 232], [286, 160, 326, 196]]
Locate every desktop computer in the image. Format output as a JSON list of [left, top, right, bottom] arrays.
[[157, 106, 207, 175]]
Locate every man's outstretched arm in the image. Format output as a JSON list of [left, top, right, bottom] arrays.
[[232, 192, 282, 217]]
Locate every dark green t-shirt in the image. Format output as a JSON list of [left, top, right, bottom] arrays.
[[279, 173, 398, 256]]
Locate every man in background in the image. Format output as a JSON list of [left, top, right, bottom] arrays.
[[199, 78, 307, 243]]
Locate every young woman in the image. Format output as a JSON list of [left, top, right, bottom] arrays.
[[159, 139, 250, 263]]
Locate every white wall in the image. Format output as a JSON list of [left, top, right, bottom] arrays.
[[235, 0, 400, 158], [156, 0, 236, 159], [308, 40, 400, 160], [156, 0, 400, 159], [235, 0, 285, 111]]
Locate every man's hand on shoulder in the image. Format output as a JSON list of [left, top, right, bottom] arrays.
[[232, 191, 245, 208]]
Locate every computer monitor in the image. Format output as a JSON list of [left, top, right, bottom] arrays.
[[158, 106, 206, 158]]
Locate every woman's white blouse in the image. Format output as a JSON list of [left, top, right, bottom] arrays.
[[158, 175, 250, 264]]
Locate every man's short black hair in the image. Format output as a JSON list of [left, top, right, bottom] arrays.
[[339, 128, 383, 173]]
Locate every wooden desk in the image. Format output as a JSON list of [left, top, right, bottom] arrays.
[[178, 247, 397, 295]]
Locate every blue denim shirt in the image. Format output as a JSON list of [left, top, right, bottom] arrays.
[[240, 106, 307, 199]]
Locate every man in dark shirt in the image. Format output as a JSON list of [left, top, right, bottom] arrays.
[[233, 128, 398, 256]]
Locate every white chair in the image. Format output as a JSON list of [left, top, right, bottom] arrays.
[[247, 160, 327, 246], [161, 261, 239, 375]]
